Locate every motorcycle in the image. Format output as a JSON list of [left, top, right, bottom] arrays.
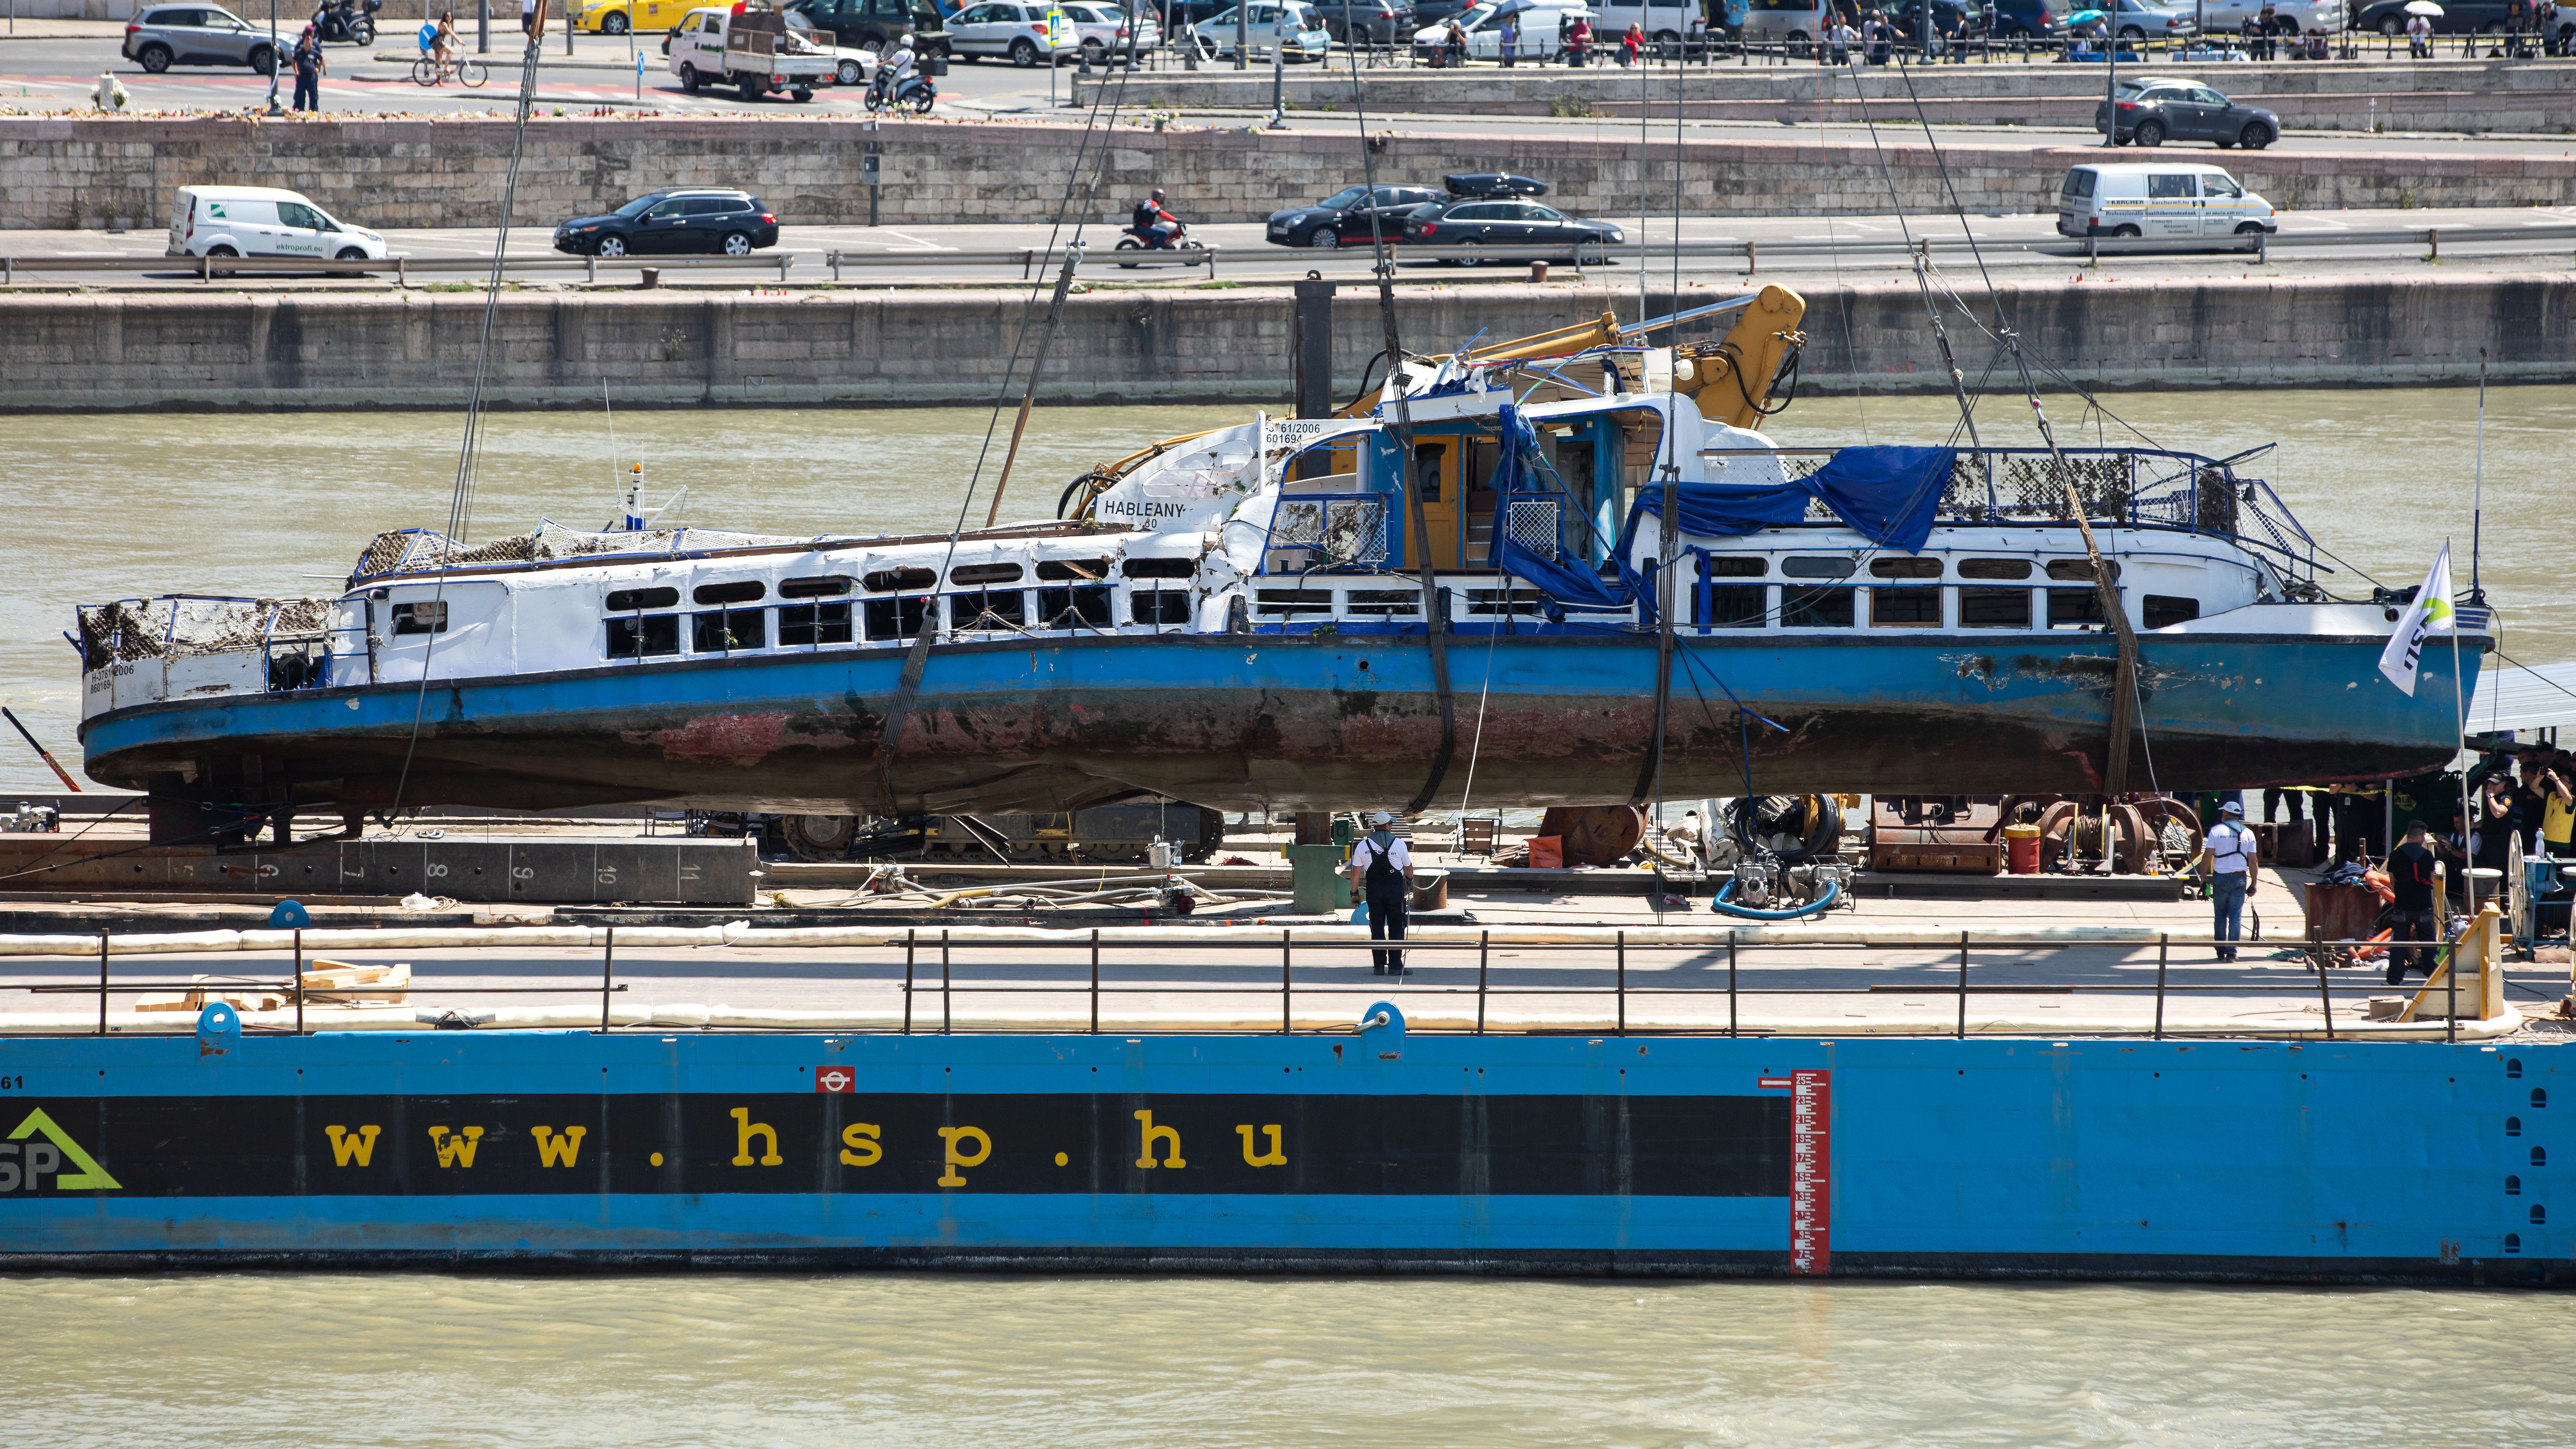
[[1114, 219, 1202, 267], [311, 0, 379, 45], [864, 67, 936, 113]]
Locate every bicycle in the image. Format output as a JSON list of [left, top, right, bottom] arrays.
[[410, 51, 489, 86]]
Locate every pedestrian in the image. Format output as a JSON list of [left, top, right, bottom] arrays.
[[1499, 9, 1519, 65], [2506, 0, 2530, 51], [2239, 11, 2266, 59], [2548, 750, 2576, 857], [2384, 819, 2442, 985], [2206, 799, 2257, 962], [2255, 0, 2279, 55], [1442, 16, 1467, 66], [1829, 11, 1855, 61], [291, 23, 325, 111], [1863, 8, 1891, 61], [1621, 19, 1643, 65], [521, 0, 539, 36], [1346, 811, 1417, 975], [1567, 13, 1591, 65], [2406, 10, 2431, 55]]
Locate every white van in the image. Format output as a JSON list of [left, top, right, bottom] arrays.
[[167, 186, 390, 261], [1591, 0, 1700, 41], [1413, 0, 1591, 58], [2055, 162, 2275, 240]]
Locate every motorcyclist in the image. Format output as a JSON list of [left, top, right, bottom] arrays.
[[884, 30, 918, 86], [1132, 188, 1179, 248]]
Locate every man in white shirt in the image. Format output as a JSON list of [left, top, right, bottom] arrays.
[[1346, 811, 1417, 975], [2206, 798, 2259, 962]]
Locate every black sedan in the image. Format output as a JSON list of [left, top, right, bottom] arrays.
[[2094, 77, 2278, 149], [1399, 197, 1624, 263], [1265, 184, 1445, 250], [552, 188, 780, 258]]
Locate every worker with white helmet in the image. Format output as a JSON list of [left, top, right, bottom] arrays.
[[1346, 811, 1417, 976]]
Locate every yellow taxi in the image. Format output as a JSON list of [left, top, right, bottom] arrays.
[[575, 0, 694, 34]]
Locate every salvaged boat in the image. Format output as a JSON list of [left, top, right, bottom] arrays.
[[72, 287, 2486, 841]]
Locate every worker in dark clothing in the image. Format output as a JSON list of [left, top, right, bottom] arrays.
[[2385, 820, 2442, 986], [2263, 785, 2306, 826], [1346, 810, 1417, 975]]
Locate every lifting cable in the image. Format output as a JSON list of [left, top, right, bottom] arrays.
[[875, 45, 1141, 818], [1634, 45, 1691, 818], [1888, 51, 2143, 794], [1344, 41, 1458, 817]]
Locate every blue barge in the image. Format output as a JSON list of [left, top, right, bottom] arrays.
[[2, 1024, 2563, 1285]]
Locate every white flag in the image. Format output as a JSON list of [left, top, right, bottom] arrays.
[[2376, 545, 2455, 697]]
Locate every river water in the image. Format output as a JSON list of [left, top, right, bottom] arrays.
[[6, 1271, 2573, 1446], [4, 385, 2572, 794]]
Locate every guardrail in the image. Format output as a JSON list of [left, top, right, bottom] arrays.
[[0, 921, 2518, 1042], [8, 224, 2570, 289]]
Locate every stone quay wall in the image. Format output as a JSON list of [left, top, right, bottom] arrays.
[[6, 116, 2574, 234], [3, 273, 2569, 413]]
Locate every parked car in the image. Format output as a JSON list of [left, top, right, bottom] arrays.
[[784, 0, 950, 54], [575, 0, 694, 34], [1266, 183, 1446, 248], [1400, 182, 1624, 263], [948, 0, 1081, 64], [1058, 0, 1162, 61], [1190, 0, 1332, 56], [1409, 0, 1482, 24], [122, 5, 278, 74], [2056, 162, 2276, 239], [2352, 0, 2511, 33], [1312, 0, 1419, 43], [1984, 0, 2070, 37], [1594, 0, 1698, 41], [1410, 0, 1588, 58], [553, 188, 781, 258], [166, 185, 389, 261], [2199, 0, 2340, 33], [2093, 76, 2277, 148], [2090, 0, 2194, 39], [783, 9, 876, 84]]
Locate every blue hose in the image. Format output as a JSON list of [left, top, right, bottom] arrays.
[[1709, 878, 1844, 920]]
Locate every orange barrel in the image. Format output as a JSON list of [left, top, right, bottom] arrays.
[[2005, 824, 2043, 875]]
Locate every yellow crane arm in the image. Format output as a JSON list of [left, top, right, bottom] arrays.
[[1676, 285, 1809, 431]]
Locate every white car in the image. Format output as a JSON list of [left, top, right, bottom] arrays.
[[2197, 0, 2341, 33], [946, 0, 1080, 65], [784, 9, 875, 84], [1189, 1, 1331, 58], [1059, 0, 1159, 63], [166, 185, 389, 262], [1412, 0, 1592, 60]]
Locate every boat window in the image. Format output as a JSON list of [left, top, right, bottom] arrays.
[[864, 567, 937, 593], [694, 580, 766, 606], [1870, 587, 1942, 627], [1696, 584, 1766, 629], [605, 614, 680, 658], [1036, 558, 1111, 581], [778, 601, 854, 647], [1781, 586, 1855, 628], [1960, 587, 2031, 629], [2047, 589, 2106, 627], [2535, 1087, 2548, 1108], [780, 575, 854, 599], [2508, 1175, 2522, 1195], [1868, 558, 1941, 580], [2045, 559, 2118, 582], [391, 600, 448, 635], [2143, 594, 2201, 629], [1132, 589, 1191, 626], [1703, 555, 1765, 578], [1781, 556, 1856, 579], [606, 586, 681, 612], [1346, 589, 1424, 617], [1039, 585, 1113, 628], [1123, 557, 1197, 579], [863, 595, 930, 640], [951, 562, 1023, 586], [2509, 1117, 2524, 1137], [1465, 588, 1544, 617], [1255, 589, 1336, 617], [1960, 558, 2032, 581], [691, 608, 765, 652], [950, 589, 1027, 630]]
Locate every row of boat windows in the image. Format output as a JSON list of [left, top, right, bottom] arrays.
[[601, 586, 1195, 657], [593, 556, 1197, 617], [1693, 584, 2199, 631]]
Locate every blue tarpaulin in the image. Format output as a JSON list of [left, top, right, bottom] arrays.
[[1486, 405, 1629, 608], [1627, 444, 1956, 556]]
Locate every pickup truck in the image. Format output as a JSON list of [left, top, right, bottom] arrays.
[[668, 4, 836, 101]]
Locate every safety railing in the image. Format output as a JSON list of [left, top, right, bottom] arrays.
[[0, 923, 2519, 1043], [0, 247, 1219, 288]]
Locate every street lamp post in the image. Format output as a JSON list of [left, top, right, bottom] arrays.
[[265, 0, 284, 113]]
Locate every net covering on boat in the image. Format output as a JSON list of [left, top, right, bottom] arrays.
[[76, 597, 334, 666], [351, 521, 821, 579]]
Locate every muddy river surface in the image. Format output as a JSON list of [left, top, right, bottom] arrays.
[[4, 385, 2571, 792]]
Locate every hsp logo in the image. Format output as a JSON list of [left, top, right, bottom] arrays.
[[0, 1108, 123, 1193]]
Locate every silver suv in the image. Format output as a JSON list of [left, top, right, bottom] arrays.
[[122, 5, 280, 75]]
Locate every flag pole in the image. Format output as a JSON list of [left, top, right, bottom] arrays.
[[2449, 539, 2476, 918], [2471, 349, 2487, 605]]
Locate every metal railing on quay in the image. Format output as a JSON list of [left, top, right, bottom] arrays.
[[0, 923, 2514, 1044]]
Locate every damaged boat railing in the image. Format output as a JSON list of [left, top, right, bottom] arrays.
[[0, 924, 2510, 1043]]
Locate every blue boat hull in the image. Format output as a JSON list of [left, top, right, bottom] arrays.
[[0, 1030, 2559, 1285], [80, 628, 2480, 814]]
